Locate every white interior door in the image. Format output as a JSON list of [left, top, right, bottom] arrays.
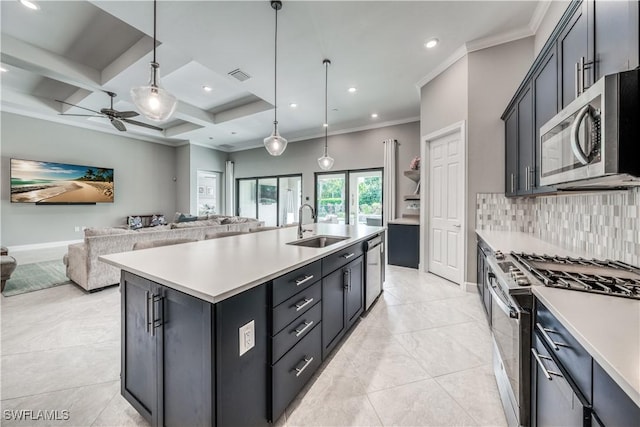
[[428, 131, 463, 284]]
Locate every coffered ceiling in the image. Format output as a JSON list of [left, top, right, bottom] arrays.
[[1, 0, 546, 152]]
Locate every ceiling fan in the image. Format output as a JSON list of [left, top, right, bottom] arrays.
[[55, 91, 163, 132]]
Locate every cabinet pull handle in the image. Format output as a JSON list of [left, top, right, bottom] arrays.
[[575, 61, 581, 97], [145, 291, 151, 334], [294, 274, 314, 286], [150, 293, 156, 337], [510, 174, 515, 193], [294, 320, 314, 337], [536, 323, 570, 351], [294, 356, 314, 377], [525, 166, 529, 190], [294, 298, 314, 312], [342, 252, 355, 259]]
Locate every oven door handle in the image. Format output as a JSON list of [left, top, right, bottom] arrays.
[[487, 278, 519, 320], [570, 104, 593, 166]]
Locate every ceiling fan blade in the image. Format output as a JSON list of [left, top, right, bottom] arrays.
[[55, 99, 102, 115], [115, 111, 139, 118], [59, 114, 104, 117], [100, 108, 117, 115], [122, 118, 164, 132], [110, 118, 127, 132]]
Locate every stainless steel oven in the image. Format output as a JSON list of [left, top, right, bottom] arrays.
[[540, 68, 640, 189], [486, 255, 533, 427]]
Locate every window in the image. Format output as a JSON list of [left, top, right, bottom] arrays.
[[197, 170, 220, 215], [315, 169, 383, 225], [236, 175, 302, 226]]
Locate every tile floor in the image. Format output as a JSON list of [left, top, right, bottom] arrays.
[[1, 262, 507, 427]]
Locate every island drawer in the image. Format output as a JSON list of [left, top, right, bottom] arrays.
[[272, 323, 322, 421], [272, 301, 322, 363], [322, 242, 364, 276], [535, 300, 592, 402], [272, 260, 321, 307], [272, 281, 321, 334]]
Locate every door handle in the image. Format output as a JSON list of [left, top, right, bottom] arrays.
[[453, 224, 461, 228]]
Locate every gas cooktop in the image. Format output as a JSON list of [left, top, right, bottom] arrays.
[[511, 253, 640, 300]]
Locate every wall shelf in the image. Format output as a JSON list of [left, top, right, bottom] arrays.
[[403, 170, 420, 183]]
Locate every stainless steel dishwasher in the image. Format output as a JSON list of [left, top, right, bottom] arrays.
[[365, 234, 384, 311]]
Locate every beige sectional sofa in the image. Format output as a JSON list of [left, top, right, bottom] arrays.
[[63, 216, 261, 291]]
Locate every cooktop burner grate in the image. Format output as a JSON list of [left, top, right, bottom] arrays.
[[511, 252, 640, 300]]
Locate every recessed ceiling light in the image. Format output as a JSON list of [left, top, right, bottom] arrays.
[[323, 123, 328, 128], [371, 113, 378, 119], [425, 38, 439, 49], [0, 66, 7, 73], [202, 85, 213, 92], [348, 87, 357, 93], [20, 0, 40, 10], [289, 103, 297, 108]]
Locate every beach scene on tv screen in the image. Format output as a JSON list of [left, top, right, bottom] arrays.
[[10, 159, 114, 203]]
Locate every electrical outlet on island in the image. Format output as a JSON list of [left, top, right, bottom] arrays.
[[238, 320, 255, 356]]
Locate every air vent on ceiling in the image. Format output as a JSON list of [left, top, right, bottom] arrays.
[[228, 68, 252, 82]]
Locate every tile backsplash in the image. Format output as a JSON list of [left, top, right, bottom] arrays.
[[476, 188, 640, 266]]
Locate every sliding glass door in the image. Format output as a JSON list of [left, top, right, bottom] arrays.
[[237, 175, 302, 226], [315, 169, 382, 225]]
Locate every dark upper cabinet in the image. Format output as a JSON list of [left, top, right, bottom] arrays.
[[558, 0, 594, 108], [505, 108, 518, 197], [503, 0, 638, 198], [594, 0, 640, 79], [517, 86, 534, 195], [533, 48, 559, 193]]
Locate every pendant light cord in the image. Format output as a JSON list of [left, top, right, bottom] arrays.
[[324, 60, 328, 156], [273, 4, 279, 129]]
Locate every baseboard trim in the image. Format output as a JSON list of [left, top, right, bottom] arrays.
[[7, 240, 82, 252], [464, 281, 478, 293]]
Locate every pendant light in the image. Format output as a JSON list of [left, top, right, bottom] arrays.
[[318, 59, 334, 170], [130, 0, 177, 122], [263, 0, 288, 156]]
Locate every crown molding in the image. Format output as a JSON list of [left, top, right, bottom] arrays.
[[465, 26, 534, 53], [529, 0, 553, 34], [415, 45, 468, 90]]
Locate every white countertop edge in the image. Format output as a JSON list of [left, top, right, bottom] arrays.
[[100, 226, 385, 304], [532, 287, 640, 407]]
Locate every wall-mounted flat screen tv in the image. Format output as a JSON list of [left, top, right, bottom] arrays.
[[10, 159, 114, 204]]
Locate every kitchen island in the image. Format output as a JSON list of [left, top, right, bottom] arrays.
[[100, 223, 385, 427]]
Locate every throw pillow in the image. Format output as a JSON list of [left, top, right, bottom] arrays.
[[127, 216, 143, 230], [149, 215, 167, 227]]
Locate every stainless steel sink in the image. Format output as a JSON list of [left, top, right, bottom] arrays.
[[287, 235, 348, 248]]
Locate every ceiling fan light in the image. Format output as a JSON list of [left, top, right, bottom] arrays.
[[263, 126, 288, 156], [318, 155, 334, 171], [131, 64, 177, 122]]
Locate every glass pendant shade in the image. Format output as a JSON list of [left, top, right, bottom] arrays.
[[263, 124, 288, 156], [317, 154, 334, 170], [131, 63, 177, 122]]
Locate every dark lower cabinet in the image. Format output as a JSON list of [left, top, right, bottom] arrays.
[[121, 271, 214, 427], [387, 223, 419, 268], [531, 334, 591, 427], [592, 361, 640, 427], [321, 255, 364, 359]]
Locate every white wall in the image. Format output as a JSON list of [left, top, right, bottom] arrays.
[[228, 121, 420, 220], [534, 0, 571, 55], [1, 112, 177, 246], [419, 37, 534, 283]]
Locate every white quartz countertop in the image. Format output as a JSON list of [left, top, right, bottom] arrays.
[[533, 286, 640, 406], [476, 230, 589, 258], [100, 223, 384, 304]]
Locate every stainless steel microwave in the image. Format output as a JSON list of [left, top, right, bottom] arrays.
[[539, 68, 640, 189]]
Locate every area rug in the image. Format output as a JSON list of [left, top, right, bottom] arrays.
[[2, 260, 72, 297]]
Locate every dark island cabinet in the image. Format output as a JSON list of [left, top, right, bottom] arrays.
[[121, 271, 214, 427], [321, 254, 364, 360]]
